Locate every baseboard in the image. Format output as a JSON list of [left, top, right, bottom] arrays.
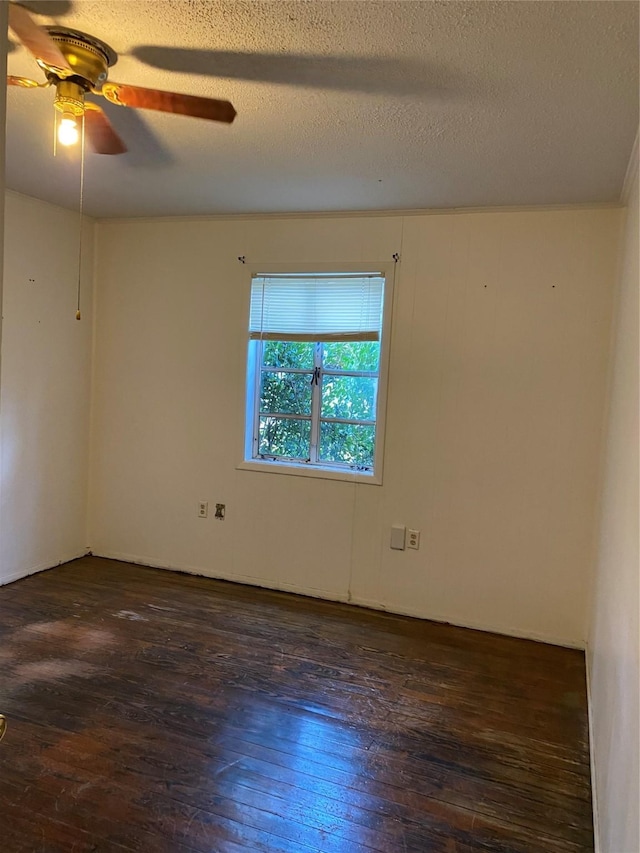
[[0, 549, 89, 587], [92, 550, 584, 649], [585, 643, 601, 853], [92, 549, 353, 605], [350, 594, 585, 649]]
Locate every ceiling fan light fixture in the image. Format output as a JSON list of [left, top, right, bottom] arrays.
[[53, 79, 86, 147], [9, 12, 237, 163], [53, 79, 86, 115]]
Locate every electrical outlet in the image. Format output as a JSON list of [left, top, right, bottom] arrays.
[[407, 529, 420, 550], [198, 501, 208, 518], [215, 503, 226, 520]]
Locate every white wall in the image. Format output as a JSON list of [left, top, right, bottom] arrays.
[[0, 192, 94, 584], [588, 158, 639, 851], [89, 207, 620, 647]]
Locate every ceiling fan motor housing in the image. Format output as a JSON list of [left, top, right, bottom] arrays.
[[38, 27, 117, 89]]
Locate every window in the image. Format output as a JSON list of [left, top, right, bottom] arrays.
[[242, 270, 391, 483]]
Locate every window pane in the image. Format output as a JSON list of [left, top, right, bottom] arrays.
[[321, 376, 377, 421], [261, 371, 312, 415], [319, 422, 375, 468], [322, 341, 380, 372], [263, 341, 315, 369], [258, 417, 311, 459]]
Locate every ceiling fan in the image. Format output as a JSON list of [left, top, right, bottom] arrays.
[[6, 2, 237, 156]]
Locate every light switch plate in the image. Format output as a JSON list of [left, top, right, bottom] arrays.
[[390, 525, 406, 550]]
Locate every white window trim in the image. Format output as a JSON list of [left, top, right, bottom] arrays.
[[236, 261, 395, 486]]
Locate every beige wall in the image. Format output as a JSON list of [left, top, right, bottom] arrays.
[[0, 4, 6, 575], [588, 159, 639, 852], [89, 207, 620, 647], [0, 192, 94, 584]]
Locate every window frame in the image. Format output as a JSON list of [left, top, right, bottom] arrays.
[[237, 262, 395, 485]]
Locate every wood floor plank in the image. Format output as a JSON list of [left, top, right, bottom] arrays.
[[0, 556, 594, 852], [1, 653, 592, 813], [5, 706, 592, 849]]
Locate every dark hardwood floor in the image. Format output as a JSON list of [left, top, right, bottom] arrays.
[[0, 556, 593, 852]]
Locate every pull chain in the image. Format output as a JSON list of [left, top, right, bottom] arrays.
[[76, 112, 85, 321]]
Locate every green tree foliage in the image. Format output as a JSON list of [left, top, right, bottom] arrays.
[[258, 341, 380, 467], [259, 416, 310, 459], [323, 341, 379, 372], [263, 341, 314, 369], [319, 422, 376, 467], [321, 376, 377, 421], [261, 372, 312, 415]]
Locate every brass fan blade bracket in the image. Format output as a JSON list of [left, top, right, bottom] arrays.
[[7, 75, 48, 88], [0, 715, 6, 742], [8, 3, 72, 72], [100, 82, 123, 106]]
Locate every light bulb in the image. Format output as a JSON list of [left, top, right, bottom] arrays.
[[58, 113, 79, 147]]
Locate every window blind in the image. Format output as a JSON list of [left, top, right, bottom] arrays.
[[249, 273, 385, 342]]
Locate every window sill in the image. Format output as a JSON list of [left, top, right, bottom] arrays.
[[237, 459, 382, 485]]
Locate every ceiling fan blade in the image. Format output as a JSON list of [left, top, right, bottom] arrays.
[[101, 82, 236, 124], [7, 75, 42, 88], [8, 2, 71, 70], [20, 1, 74, 15], [84, 105, 127, 155]]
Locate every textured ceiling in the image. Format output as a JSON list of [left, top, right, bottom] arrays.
[[5, 0, 639, 218]]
